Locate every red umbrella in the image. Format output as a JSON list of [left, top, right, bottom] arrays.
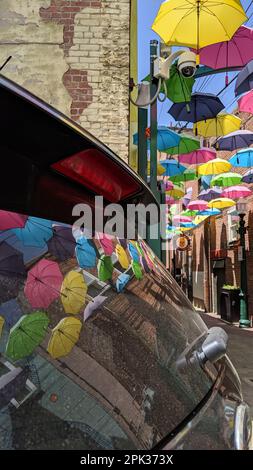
[[0, 210, 27, 230], [24, 259, 63, 308]]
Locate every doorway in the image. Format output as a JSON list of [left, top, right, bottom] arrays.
[[212, 259, 226, 315]]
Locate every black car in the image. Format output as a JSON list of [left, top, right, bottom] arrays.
[[0, 75, 251, 450]]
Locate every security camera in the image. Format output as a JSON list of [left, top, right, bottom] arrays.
[[177, 51, 197, 78]]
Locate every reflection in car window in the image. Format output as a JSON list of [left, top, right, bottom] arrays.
[[0, 211, 212, 449]]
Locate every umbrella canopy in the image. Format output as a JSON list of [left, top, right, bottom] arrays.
[[198, 187, 223, 201], [201, 175, 213, 189], [98, 255, 114, 282], [165, 196, 177, 205], [173, 215, 193, 224], [181, 209, 198, 217], [128, 242, 140, 262], [160, 159, 186, 177], [116, 273, 131, 293], [61, 271, 87, 314], [168, 93, 224, 123], [182, 187, 193, 208], [131, 260, 143, 280], [75, 237, 97, 269], [147, 162, 166, 176], [170, 169, 198, 183], [164, 180, 174, 191], [47, 317, 82, 359], [198, 158, 232, 176], [24, 259, 63, 309], [5, 311, 49, 361], [210, 172, 242, 187], [229, 148, 253, 167], [242, 168, 253, 184], [164, 133, 200, 156], [198, 208, 221, 216], [238, 90, 253, 114], [194, 114, 241, 137], [188, 200, 208, 211], [0, 316, 4, 338], [0, 211, 27, 231], [13, 217, 53, 248], [0, 299, 23, 329], [222, 185, 252, 199], [133, 126, 180, 152], [47, 225, 76, 261], [143, 65, 195, 103], [115, 244, 130, 269], [152, 0, 246, 50], [97, 233, 114, 255], [208, 198, 235, 209], [193, 215, 209, 225], [83, 295, 107, 321], [235, 59, 253, 96], [216, 130, 253, 151], [179, 148, 216, 165], [0, 241, 25, 277], [180, 222, 196, 229], [166, 185, 185, 199]]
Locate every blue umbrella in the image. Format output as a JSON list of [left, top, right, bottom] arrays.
[[242, 168, 253, 184], [12, 217, 53, 248], [201, 175, 213, 189], [0, 230, 47, 264], [198, 208, 221, 216], [198, 187, 222, 201], [216, 130, 253, 151], [229, 148, 253, 167], [116, 273, 131, 293], [128, 242, 139, 262], [160, 159, 186, 177], [168, 93, 224, 123], [180, 222, 196, 228], [133, 126, 180, 151], [75, 237, 97, 268], [235, 59, 253, 96], [0, 299, 23, 329]]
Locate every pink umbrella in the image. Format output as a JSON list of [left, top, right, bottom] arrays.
[[25, 259, 63, 308], [179, 148, 216, 165], [188, 200, 208, 211], [238, 90, 253, 115], [165, 196, 176, 205], [0, 210, 28, 230], [97, 233, 114, 255], [173, 215, 192, 224], [222, 185, 252, 200], [164, 180, 174, 191], [191, 26, 253, 85]]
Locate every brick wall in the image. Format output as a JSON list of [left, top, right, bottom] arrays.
[[0, 0, 131, 161]]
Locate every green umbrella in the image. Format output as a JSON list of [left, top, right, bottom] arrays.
[[5, 311, 49, 361], [98, 255, 113, 282], [210, 172, 242, 187], [164, 133, 200, 156], [170, 169, 198, 183], [181, 209, 198, 217], [132, 260, 143, 280]]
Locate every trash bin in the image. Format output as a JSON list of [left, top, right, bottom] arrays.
[[220, 287, 240, 323]]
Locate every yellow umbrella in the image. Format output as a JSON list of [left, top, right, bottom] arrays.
[[166, 184, 185, 199], [193, 215, 209, 225], [194, 114, 241, 137], [47, 317, 82, 359], [208, 198, 235, 209], [198, 158, 232, 176], [147, 161, 165, 176], [115, 244, 130, 269], [61, 271, 87, 315], [152, 0, 247, 58], [0, 316, 4, 338]]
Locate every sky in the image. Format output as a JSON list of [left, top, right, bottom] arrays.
[[138, 0, 253, 127]]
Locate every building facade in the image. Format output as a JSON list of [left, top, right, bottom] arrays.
[[0, 0, 137, 163]]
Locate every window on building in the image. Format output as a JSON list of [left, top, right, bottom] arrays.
[[228, 208, 239, 244]]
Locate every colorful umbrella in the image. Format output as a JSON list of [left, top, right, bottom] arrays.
[[147, 162, 166, 176], [47, 225, 76, 261], [13, 217, 53, 248], [132, 260, 143, 280], [194, 114, 241, 138], [97, 233, 114, 256], [198, 208, 221, 216], [235, 59, 253, 96], [47, 317, 82, 359], [168, 93, 224, 124], [180, 222, 196, 229], [201, 175, 213, 189], [116, 273, 131, 293], [75, 237, 97, 268], [0, 241, 25, 277], [181, 209, 198, 217], [222, 185, 252, 199], [198, 158, 232, 176], [0, 211, 27, 231], [183, 187, 193, 208], [61, 271, 87, 314], [115, 244, 130, 269], [215, 130, 253, 151], [165, 196, 177, 205], [229, 148, 253, 167], [208, 198, 235, 209], [164, 133, 200, 156], [188, 200, 208, 211], [5, 311, 49, 361], [210, 172, 242, 187], [179, 148, 216, 165], [198, 187, 223, 201], [143, 65, 195, 103], [193, 215, 209, 225], [133, 126, 180, 152], [166, 185, 185, 200], [242, 168, 253, 184], [24, 259, 63, 309], [0, 299, 23, 329], [128, 242, 140, 262], [0, 316, 4, 338], [160, 159, 186, 177], [238, 89, 253, 114], [152, 0, 246, 52], [164, 180, 174, 191], [83, 295, 107, 321], [98, 255, 114, 282], [173, 215, 193, 224], [170, 169, 197, 183]]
